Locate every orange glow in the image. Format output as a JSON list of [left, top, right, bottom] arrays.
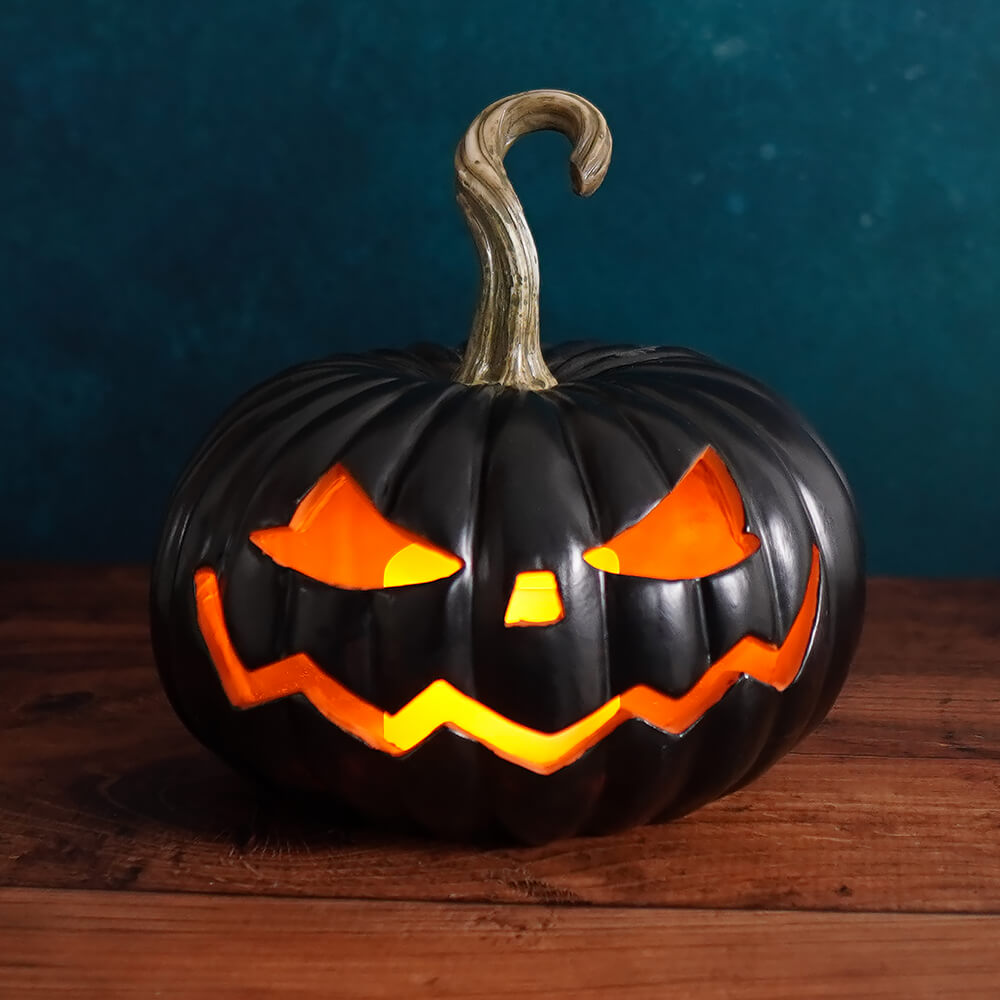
[[583, 545, 619, 574], [194, 546, 819, 775], [504, 570, 565, 627], [250, 464, 463, 590], [583, 447, 760, 580]]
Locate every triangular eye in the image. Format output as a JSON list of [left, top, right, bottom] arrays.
[[250, 465, 463, 590], [583, 447, 760, 580]]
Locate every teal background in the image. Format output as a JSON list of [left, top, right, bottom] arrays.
[[2, 1, 998, 574]]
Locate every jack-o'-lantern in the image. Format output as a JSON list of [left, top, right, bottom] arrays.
[[151, 90, 865, 844]]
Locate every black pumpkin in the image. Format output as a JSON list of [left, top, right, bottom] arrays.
[[150, 91, 864, 843]]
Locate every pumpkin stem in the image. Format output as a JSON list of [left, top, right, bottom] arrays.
[[452, 90, 612, 391]]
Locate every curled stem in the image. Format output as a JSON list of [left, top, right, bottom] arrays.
[[453, 90, 612, 390]]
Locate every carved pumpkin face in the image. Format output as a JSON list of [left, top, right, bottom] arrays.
[[193, 446, 818, 775], [151, 342, 864, 843], [152, 89, 864, 843]]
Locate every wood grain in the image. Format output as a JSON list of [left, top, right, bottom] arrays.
[[1, 565, 999, 913], [2, 886, 998, 1000]]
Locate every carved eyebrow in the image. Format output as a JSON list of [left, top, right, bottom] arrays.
[[250, 464, 463, 590], [583, 447, 760, 580]]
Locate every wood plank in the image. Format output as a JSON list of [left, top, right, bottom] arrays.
[[1, 887, 996, 1000], [808, 577, 1000, 759], [1, 566, 999, 910], [2, 754, 998, 910]]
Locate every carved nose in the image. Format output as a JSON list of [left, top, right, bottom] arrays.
[[504, 570, 565, 627]]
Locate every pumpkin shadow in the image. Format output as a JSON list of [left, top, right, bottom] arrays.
[[98, 751, 506, 850]]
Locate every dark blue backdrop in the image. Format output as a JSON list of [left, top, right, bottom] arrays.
[[3, 1, 998, 574]]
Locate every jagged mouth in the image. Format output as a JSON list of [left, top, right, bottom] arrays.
[[193, 546, 819, 775]]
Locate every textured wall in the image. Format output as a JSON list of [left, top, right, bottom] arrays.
[[3, 1, 999, 573]]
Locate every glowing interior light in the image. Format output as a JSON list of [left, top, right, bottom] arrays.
[[383, 542, 461, 588], [382, 680, 622, 763], [504, 570, 565, 627], [193, 547, 820, 775], [250, 464, 462, 590], [583, 447, 760, 580], [582, 546, 619, 574]]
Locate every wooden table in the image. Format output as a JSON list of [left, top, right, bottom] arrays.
[[1, 566, 998, 997]]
